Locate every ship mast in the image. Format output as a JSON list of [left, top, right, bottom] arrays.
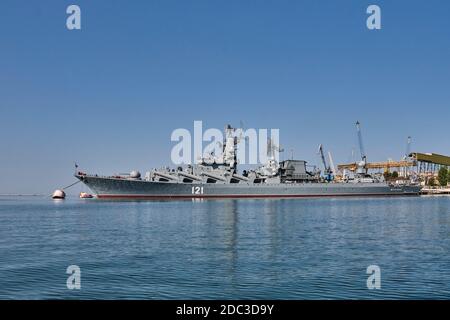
[[223, 124, 238, 172]]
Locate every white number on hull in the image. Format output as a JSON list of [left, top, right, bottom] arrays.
[[191, 186, 204, 195]]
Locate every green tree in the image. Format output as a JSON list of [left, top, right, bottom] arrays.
[[428, 177, 436, 187], [391, 171, 399, 178], [438, 167, 448, 187]]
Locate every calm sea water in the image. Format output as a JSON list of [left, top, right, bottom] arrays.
[[0, 196, 449, 299]]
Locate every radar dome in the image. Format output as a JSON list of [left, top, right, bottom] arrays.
[[130, 170, 141, 179]]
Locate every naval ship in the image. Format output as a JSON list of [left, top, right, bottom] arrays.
[[75, 125, 421, 199]]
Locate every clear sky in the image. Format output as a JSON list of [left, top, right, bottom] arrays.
[[1, 0, 449, 194]]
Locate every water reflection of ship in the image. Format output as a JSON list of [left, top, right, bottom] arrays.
[[221, 201, 239, 278]]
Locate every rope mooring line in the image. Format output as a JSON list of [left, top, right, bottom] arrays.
[[49, 180, 82, 198], [62, 180, 81, 190]]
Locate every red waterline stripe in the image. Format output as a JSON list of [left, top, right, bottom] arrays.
[[96, 193, 419, 199]]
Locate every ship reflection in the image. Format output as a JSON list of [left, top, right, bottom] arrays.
[[204, 199, 283, 286]]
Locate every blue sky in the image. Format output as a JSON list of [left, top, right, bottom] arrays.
[[1, 0, 449, 194]]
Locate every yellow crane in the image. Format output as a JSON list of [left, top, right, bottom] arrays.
[[338, 160, 415, 172]]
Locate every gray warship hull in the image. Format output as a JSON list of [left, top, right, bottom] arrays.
[[75, 174, 421, 199]]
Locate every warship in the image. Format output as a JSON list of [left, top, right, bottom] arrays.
[[75, 124, 421, 199]]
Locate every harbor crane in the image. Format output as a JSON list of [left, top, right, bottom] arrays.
[[317, 144, 334, 181], [404, 136, 412, 160], [355, 121, 368, 175], [338, 124, 415, 173], [328, 152, 337, 177]]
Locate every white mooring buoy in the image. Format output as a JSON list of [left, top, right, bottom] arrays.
[[52, 189, 66, 199]]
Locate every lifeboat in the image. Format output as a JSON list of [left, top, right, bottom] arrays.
[[79, 192, 94, 199]]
